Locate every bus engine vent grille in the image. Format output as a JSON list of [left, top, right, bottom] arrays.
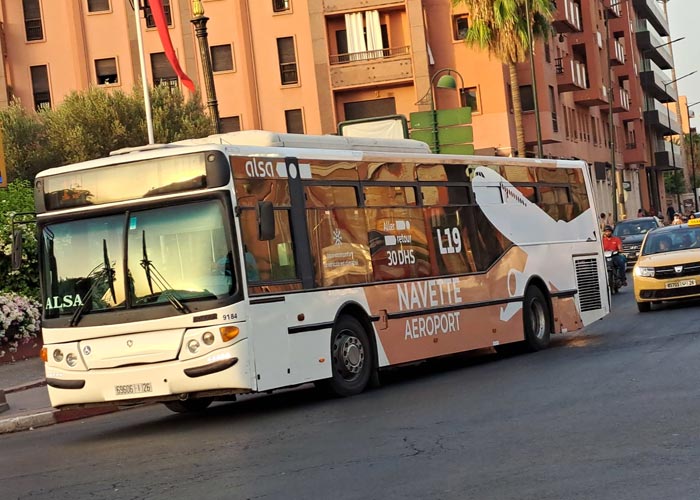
[[574, 257, 602, 312]]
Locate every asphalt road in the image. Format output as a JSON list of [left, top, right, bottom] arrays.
[[2, 287, 700, 500]]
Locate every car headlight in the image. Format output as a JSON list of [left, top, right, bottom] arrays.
[[635, 266, 655, 278]]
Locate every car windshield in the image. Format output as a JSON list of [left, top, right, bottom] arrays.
[[613, 219, 656, 237], [641, 228, 700, 255], [42, 200, 235, 319]]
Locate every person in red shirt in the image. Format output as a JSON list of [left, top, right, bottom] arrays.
[[602, 225, 627, 286]]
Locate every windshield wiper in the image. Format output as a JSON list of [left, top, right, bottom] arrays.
[[70, 240, 117, 327], [140, 231, 190, 314]]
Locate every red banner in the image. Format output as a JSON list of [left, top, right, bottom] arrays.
[[148, 0, 195, 93]]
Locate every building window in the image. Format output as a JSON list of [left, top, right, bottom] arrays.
[[285, 109, 304, 134], [87, 0, 110, 13], [145, 0, 172, 28], [221, 116, 241, 133], [150, 52, 178, 89], [460, 87, 479, 113], [211, 44, 234, 72], [277, 37, 298, 85], [549, 85, 558, 133], [272, 0, 290, 12], [22, 0, 43, 41], [453, 14, 468, 40], [95, 58, 118, 85], [344, 97, 396, 121], [519, 85, 535, 112], [544, 41, 551, 63], [30, 65, 51, 110]]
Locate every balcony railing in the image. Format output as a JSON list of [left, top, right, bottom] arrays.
[[612, 38, 625, 64], [329, 46, 410, 65], [553, 0, 582, 33]]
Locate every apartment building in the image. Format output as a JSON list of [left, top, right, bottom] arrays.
[[0, 0, 685, 216]]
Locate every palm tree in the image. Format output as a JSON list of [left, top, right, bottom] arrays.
[[453, 0, 553, 157]]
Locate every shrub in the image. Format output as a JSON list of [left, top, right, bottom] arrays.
[[0, 179, 39, 299], [0, 293, 41, 357]]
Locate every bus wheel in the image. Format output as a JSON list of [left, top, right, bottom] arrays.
[[323, 315, 373, 397], [163, 397, 212, 413], [523, 287, 551, 352]]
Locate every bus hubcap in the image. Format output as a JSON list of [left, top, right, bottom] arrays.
[[337, 333, 364, 376], [531, 301, 546, 339]]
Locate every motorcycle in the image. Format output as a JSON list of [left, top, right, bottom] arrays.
[[605, 250, 625, 294]]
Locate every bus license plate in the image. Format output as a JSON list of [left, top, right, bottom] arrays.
[[115, 382, 153, 396], [665, 279, 696, 289]]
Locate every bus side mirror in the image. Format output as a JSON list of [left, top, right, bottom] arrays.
[[11, 230, 23, 270], [257, 201, 275, 241]]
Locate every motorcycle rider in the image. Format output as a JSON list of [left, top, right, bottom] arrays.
[[603, 225, 627, 286]]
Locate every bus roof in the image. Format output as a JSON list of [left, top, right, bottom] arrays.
[[169, 130, 432, 154]]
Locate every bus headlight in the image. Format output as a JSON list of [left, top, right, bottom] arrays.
[[187, 339, 201, 354], [53, 349, 64, 363], [635, 267, 655, 278], [202, 331, 215, 345], [66, 353, 78, 367]]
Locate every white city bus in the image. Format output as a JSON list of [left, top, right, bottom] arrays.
[[29, 131, 609, 412]]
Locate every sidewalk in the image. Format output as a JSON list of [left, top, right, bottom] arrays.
[[0, 357, 119, 434]]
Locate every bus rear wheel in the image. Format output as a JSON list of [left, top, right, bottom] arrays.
[[320, 315, 373, 397], [522, 286, 551, 352], [164, 397, 212, 413]]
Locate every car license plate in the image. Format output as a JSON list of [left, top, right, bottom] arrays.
[[665, 279, 696, 289], [115, 383, 153, 396]]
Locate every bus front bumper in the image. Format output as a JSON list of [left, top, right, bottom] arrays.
[[45, 339, 253, 408]]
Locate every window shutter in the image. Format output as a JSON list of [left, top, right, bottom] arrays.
[[151, 52, 176, 80], [87, 0, 110, 12], [30, 65, 49, 92], [211, 45, 234, 72]]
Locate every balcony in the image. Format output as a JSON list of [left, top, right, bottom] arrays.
[[610, 38, 625, 66], [574, 84, 608, 107], [329, 46, 413, 89], [632, 0, 669, 37], [643, 99, 681, 136], [552, 0, 582, 33], [555, 56, 587, 92], [640, 61, 677, 103], [635, 20, 673, 70], [323, 0, 404, 13], [613, 87, 631, 112], [624, 140, 648, 165], [604, 0, 622, 18], [653, 140, 683, 170]]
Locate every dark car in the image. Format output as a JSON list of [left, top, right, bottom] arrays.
[[613, 217, 663, 264]]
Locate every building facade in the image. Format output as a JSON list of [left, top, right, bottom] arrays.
[[0, 0, 686, 217]]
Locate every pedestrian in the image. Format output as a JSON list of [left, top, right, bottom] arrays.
[[637, 208, 645, 218], [599, 212, 607, 233], [672, 213, 683, 225], [667, 205, 675, 224], [607, 212, 613, 227]]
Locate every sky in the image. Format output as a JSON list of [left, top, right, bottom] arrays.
[[666, 0, 700, 126]]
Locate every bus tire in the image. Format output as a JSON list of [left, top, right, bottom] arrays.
[[163, 397, 212, 413], [522, 286, 551, 352], [321, 315, 373, 397]]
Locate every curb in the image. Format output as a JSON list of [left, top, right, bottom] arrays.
[[5, 379, 47, 394], [0, 390, 8, 414], [0, 405, 120, 434]]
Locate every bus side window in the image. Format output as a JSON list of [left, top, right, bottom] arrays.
[[239, 209, 297, 283]]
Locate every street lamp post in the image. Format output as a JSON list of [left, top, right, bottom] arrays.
[[524, 0, 543, 158], [686, 100, 700, 211], [603, 3, 619, 223], [191, 0, 221, 133], [428, 68, 465, 154]]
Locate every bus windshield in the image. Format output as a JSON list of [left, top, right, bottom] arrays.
[[42, 200, 234, 319]]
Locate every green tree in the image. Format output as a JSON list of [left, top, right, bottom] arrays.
[[0, 85, 215, 182], [453, 0, 553, 157], [664, 169, 686, 212], [0, 101, 60, 182], [0, 180, 39, 299]]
